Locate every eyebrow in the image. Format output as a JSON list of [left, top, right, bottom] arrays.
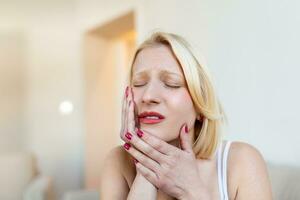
[[133, 69, 183, 78]]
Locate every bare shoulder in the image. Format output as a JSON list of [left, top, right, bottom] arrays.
[[103, 145, 132, 168], [228, 141, 268, 181], [101, 145, 135, 179], [229, 141, 266, 165], [227, 141, 273, 200], [99, 145, 135, 200]]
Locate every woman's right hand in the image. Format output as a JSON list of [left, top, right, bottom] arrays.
[[120, 86, 158, 200], [120, 86, 138, 142]]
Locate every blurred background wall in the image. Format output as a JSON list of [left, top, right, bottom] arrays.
[[0, 31, 26, 153], [1, 0, 299, 199], [0, 0, 84, 199]]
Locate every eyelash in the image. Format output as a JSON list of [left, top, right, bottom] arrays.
[[133, 83, 181, 89], [165, 84, 181, 89]]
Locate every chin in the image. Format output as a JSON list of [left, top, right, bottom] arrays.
[[140, 126, 163, 139], [140, 125, 177, 142]]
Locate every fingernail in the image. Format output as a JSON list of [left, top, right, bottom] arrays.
[[125, 132, 132, 140], [125, 86, 129, 98], [134, 158, 138, 164], [123, 143, 131, 150], [185, 124, 189, 133], [137, 129, 143, 138]]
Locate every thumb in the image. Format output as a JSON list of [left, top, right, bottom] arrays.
[[179, 123, 193, 153]]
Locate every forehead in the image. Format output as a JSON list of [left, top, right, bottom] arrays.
[[132, 45, 183, 76]]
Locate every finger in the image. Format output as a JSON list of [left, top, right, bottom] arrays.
[[124, 131, 167, 164], [137, 129, 178, 156], [133, 101, 140, 129], [123, 142, 161, 174], [128, 87, 140, 130], [135, 162, 159, 188], [127, 88, 135, 134], [121, 86, 129, 141], [124, 86, 134, 136], [131, 87, 135, 101], [179, 123, 193, 154]]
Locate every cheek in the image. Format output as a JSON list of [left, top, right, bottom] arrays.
[[169, 90, 194, 109], [168, 91, 197, 126]]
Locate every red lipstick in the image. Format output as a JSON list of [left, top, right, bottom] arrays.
[[138, 111, 165, 124]]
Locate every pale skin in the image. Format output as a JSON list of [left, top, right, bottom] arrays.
[[100, 45, 273, 200]]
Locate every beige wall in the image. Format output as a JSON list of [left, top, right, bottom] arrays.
[[0, 32, 26, 153], [83, 28, 136, 188], [83, 35, 119, 188], [77, 0, 137, 32], [24, 27, 84, 199], [0, 1, 84, 199]]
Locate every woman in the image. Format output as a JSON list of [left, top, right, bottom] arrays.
[[100, 32, 272, 200]]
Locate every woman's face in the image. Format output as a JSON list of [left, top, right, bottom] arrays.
[[132, 44, 197, 144]]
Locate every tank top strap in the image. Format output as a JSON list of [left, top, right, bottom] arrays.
[[217, 140, 232, 200]]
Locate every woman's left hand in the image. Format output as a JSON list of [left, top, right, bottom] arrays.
[[123, 125, 210, 200]]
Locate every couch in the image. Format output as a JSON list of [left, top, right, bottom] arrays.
[[267, 162, 300, 200], [0, 152, 53, 200]]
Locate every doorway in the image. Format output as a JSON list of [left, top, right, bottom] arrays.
[[83, 11, 136, 189]]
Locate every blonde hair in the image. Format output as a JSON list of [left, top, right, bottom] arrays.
[[129, 32, 226, 159]]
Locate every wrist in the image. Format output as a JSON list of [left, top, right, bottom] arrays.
[[127, 172, 157, 200], [135, 172, 157, 188]]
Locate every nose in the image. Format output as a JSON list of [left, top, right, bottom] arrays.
[[141, 81, 161, 105]]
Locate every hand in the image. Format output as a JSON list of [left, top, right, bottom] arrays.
[[120, 86, 139, 142], [121, 86, 158, 200], [123, 123, 209, 199]]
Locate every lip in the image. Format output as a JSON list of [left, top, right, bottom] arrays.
[[138, 111, 165, 124]]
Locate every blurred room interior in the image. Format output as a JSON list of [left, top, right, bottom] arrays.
[[0, 0, 299, 200]]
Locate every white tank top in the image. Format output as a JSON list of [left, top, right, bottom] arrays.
[[216, 140, 232, 200]]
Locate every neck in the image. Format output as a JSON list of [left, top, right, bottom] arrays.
[[168, 127, 195, 149]]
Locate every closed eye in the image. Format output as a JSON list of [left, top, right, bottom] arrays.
[[133, 84, 146, 87], [164, 84, 181, 89], [133, 83, 181, 89]]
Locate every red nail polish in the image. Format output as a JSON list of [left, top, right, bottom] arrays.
[[137, 129, 143, 138], [123, 143, 131, 150], [125, 132, 132, 140], [185, 124, 189, 133], [125, 86, 129, 98]]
